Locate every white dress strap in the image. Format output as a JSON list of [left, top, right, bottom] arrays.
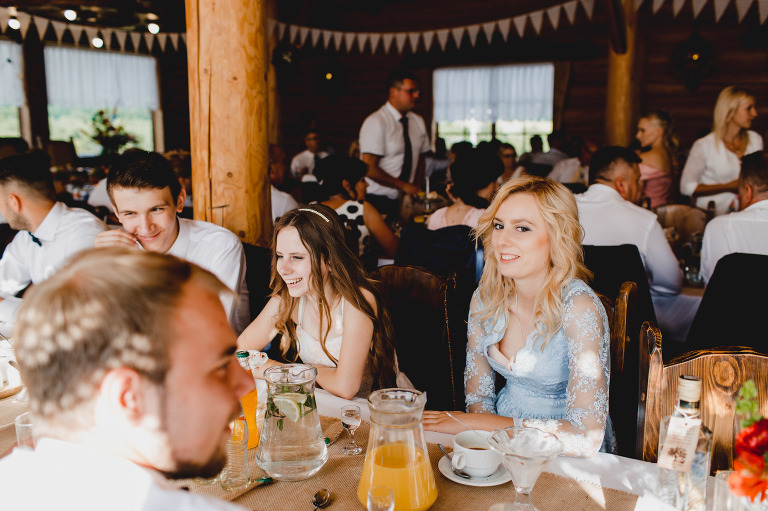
[[297, 295, 306, 327]]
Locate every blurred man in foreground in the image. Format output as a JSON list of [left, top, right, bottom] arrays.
[[0, 247, 252, 509]]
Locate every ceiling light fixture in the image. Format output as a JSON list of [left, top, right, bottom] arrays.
[[64, 9, 77, 21], [92, 35, 104, 48], [147, 22, 160, 34], [8, 6, 20, 30]]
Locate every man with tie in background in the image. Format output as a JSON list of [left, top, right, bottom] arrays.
[[359, 69, 431, 219], [0, 151, 107, 334]]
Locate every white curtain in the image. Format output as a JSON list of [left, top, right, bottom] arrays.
[[433, 63, 554, 123], [0, 41, 24, 107], [44, 46, 159, 110]]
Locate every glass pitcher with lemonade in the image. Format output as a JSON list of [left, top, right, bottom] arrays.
[[256, 364, 328, 481], [357, 388, 438, 511]]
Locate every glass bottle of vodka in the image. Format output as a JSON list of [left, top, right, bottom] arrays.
[[656, 375, 713, 511]]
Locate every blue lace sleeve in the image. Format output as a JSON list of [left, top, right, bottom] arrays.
[[464, 291, 498, 414]]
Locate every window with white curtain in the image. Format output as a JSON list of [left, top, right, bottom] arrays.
[[433, 63, 554, 154], [0, 40, 24, 137], [44, 46, 159, 156]]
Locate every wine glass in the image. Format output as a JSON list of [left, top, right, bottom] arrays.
[[341, 405, 363, 455], [486, 426, 563, 511], [367, 485, 395, 511]]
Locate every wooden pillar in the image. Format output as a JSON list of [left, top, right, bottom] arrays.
[[185, 0, 272, 246], [266, 0, 280, 146], [605, 0, 638, 146]]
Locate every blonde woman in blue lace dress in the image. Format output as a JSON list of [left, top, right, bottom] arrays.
[[423, 176, 615, 457]]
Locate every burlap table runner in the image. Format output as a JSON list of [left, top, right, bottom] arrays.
[[0, 393, 29, 455], [177, 416, 639, 510]]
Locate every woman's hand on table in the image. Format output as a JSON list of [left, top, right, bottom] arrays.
[[423, 410, 515, 434]]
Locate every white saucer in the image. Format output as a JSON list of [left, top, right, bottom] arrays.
[[437, 455, 511, 487]]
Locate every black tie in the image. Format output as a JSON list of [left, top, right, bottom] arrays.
[[399, 115, 412, 181], [28, 232, 42, 246]]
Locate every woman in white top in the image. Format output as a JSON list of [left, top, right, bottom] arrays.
[[238, 205, 397, 399], [680, 86, 762, 216]]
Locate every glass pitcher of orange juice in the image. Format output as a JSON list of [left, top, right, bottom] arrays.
[[357, 389, 438, 511]]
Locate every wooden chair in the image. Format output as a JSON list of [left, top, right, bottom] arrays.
[[638, 321, 768, 472], [653, 204, 707, 255], [370, 264, 474, 411]]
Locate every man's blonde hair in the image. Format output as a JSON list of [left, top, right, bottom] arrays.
[[14, 247, 229, 428]]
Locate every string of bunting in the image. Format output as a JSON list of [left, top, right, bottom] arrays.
[[0, 0, 765, 55]]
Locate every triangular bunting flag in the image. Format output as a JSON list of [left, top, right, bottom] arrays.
[[332, 31, 343, 50], [736, 0, 755, 21], [435, 29, 449, 50], [299, 27, 310, 45], [32, 16, 49, 40], [181, 33, 186, 45], [267, 19, 276, 37], [288, 25, 299, 44], [277, 22, 286, 40], [636, 0, 645, 10], [529, 11, 544, 34], [144, 33, 155, 51], [408, 32, 421, 52], [50, 21, 67, 42], [344, 32, 356, 51], [382, 33, 395, 53], [395, 33, 407, 53], [481, 22, 496, 42], [0, 10, 9, 32], [311, 29, 322, 47], [672, 0, 686, 15], [369, 33, 380, 53], [115, 30, 128, 50], [357, 32, 369, 53], [102, 29, 114, 49], [692, 0, 708, 18], [130, 31, 142, 52], [451, 27, 465, 48], [322, 30, 332, 49], [563, 1, 578, 23], [168, 33, 178, 51], [17, 12, 32, 38], [84, 26, 99, 46], [156, 33, 167, 51], [547, 6, 561, 29], [513, 15, 527, 38], [580, 0, 595, 19], [713, 0, 730, 19], [652, 0, 665, 13], [497, 18, 511, 41], [758, 0, 768, 22], [466, 25, 480, 46], [422, 31, 435, 51]]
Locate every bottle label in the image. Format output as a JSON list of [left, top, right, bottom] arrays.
[[657, 416, 702, 472]]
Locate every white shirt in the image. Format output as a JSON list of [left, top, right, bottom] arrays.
[[87, 177, 112, 208], [359, 102, 430, 200], [289, 149, 328, 178], [0, 438, 245, 511], [700, 199, 768, 283], [167, 218, 249, 334], [0, 202, 107, 326], [533, 147, 569, 167], [271, 185, 298, 224], [679, 131, 763, 216], [548, 157, 588, 185], [576, 184, 682, 297]]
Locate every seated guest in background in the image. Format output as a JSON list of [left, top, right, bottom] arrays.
[[269, 144, 299, 224], [95, 151, 249, 334], [238, 205, 407, 399], [0, 152, 106, 332], [348, 140, 360, 159], [547, 137, 598, 189], [427, 149, 502, 230], [517, 135, 543, 168], [424, 176, 613, 457], [317, 154, 398, 260], [701, 151, 768, 282], [635, 110, 678, 208], [576, 147, 693, 343], [425, 137, 451, 183], [0, 247, 252, 509], [290, 129, 328, 180], [497, 142, 521, 183]]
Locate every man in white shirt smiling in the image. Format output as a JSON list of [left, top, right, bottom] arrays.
[[0, 152, 107, 333], [700, 151, 768, 282], [94, 151, 249, 333], [0, 247, 253, 510]]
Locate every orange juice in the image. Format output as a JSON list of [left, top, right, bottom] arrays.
[[240, 388, 259, 449], [357, 443, 438, 511]]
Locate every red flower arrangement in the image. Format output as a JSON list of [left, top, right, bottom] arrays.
[[730, 380, 768, 503]]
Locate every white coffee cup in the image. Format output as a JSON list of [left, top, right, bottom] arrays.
[[452, 430, 500, 478]]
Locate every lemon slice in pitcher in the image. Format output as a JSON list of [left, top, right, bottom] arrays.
[[273, 393, 307, 422]]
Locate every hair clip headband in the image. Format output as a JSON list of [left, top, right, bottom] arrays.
[[298, 208, 330, 223]]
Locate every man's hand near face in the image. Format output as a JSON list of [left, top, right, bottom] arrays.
[[94, 229, 140, 249]]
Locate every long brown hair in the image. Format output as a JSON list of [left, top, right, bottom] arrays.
[[270, 204, 396, 390]]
